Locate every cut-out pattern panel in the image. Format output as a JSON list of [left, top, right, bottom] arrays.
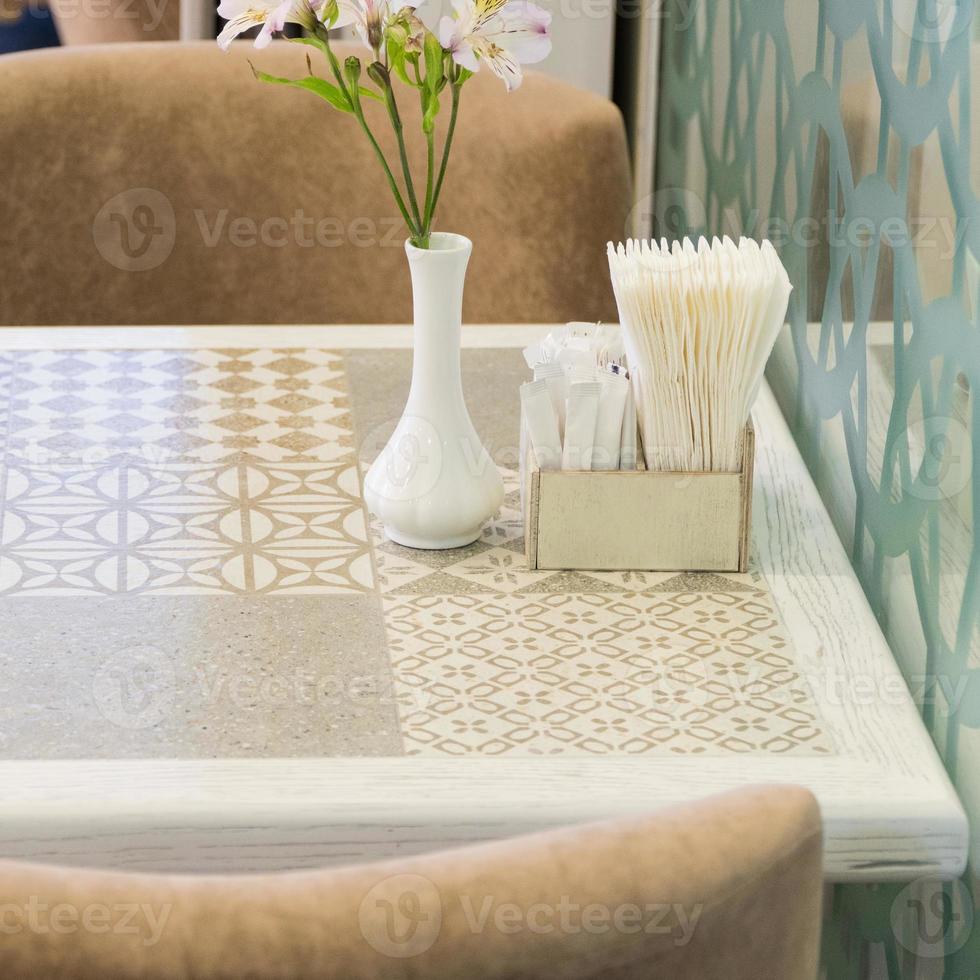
[[654, 0, 977, 971]]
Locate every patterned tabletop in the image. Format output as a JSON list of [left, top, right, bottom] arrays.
[[0, 345, 832, 760]]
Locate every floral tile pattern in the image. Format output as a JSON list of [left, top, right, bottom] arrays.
[[371, 470, 833, 757], [384, 588, 832, 756]]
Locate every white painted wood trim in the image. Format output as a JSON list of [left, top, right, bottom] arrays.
[[627, 12, 662, 239], [0, 324, 550, 351], [0, 325, 968, 883], [179, 0, 212, 41]]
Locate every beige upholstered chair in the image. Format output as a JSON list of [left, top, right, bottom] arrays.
[[0, 41, 631, 326], [0, 785, 822, 979]]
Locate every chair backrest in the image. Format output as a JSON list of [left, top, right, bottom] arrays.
[[0, 41, 632, 326], [0, 785, 822, 979]]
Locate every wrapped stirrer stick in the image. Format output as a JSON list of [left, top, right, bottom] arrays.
[[607, 236, 792, 472]]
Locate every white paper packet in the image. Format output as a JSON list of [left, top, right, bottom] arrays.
[[523, 323, 625, 374], [533, 361, 567, 437], [520, 379, 562, 471], [620, 381, 638, 470], [592, 372, 630, 471], [562, 381, 602, 471]]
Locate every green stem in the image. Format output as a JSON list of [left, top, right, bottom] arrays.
[[320, 30, 352, 103], [320, 30, 418, 238], [348, 81, 419, 238], [384, 83, 423, 232], [422, 124, 435, 241], [427, 80, 461, 231]]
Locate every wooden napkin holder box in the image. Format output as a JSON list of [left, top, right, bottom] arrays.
[[523, 424, 754, 573]]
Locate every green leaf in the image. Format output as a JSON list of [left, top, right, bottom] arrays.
[[423, 33, 444, 94], [251, 65, 353, 113], [456, 67, 474, 85], [287, 35, 383, 101], [387, 36, 416, 87], [422, 88, 440, 134], [289, 33, 331, 59]]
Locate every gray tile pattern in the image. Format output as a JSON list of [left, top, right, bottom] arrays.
[[0, 596, 400, 758]]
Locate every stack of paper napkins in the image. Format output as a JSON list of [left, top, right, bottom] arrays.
[[607, 236, 792, 472], [521, 323, 637, 472]]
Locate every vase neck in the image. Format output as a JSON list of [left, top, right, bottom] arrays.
[[405, 234, 472, 403]]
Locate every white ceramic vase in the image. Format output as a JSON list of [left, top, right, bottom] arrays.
[[363, 232, 504, 549]]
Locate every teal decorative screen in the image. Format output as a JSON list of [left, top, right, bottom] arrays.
[[655, 0, 978, 973]]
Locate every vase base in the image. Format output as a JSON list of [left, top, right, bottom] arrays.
[[383, 525, 483, 551]]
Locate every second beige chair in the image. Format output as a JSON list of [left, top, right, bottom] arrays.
[[0, 785, 822, 979], [0, 41, 632, 326]]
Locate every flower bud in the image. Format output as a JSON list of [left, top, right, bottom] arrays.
[[344, 56, 361, 87], [366, 61, 391, 90], [366, 12, 383, 52], [403, 13, 425, 53]]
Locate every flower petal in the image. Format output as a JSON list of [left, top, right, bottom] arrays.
[[441, 15, 481, 72], [217, 11, 266, 49], [471, 0, 509, 27], [496, 0, 551, 63], [472, 36, 523, 89], [333, 0, 363, 28], [494, 27, 550, 64], [445, 31, 481, 71], [255, 0, 292, 47], [438, 14, 458, 48], [216, 0, 251, 18], [502, 0, 551, 28]]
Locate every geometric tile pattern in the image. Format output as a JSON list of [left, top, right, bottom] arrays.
[[0, 460, 372, 595], [3, 348, 352, 465], [0, 350, 371, 596], [374, 471, 833, 757]]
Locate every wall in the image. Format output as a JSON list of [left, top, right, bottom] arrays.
[[655, 0, 978, 975]]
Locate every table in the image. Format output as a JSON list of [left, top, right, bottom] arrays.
[[0, 325, 967, 883]]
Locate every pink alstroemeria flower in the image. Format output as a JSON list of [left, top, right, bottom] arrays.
[[334, 0, 421, 54], [439, 0, 551, 91], [216, 0, 320, 49]]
